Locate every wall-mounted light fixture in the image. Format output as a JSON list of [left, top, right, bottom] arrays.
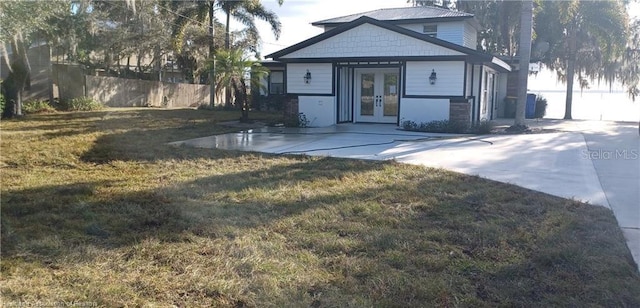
[[429, 69, 437, 85], [303, 70, 312, 84]]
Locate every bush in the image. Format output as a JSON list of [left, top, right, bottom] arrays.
[[535, 95, 547, 118], [470, 120, 494, 134], [284, 112, 310, 128], [23, 100, 56, 114], [401, 119, 469, 134], [60, 96, 103, 111]]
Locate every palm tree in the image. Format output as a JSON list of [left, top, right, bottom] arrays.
[[218, 0, 282, 51], [167, 0, 282, 107], [208, 48, 267, 121], [216, 0, 281, 109], [513, 0, 532, 128]]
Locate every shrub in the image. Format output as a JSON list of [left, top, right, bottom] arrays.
[[401, 119, 469, 134], [23, 100, 56, 114], [60, 96, 103, 111], [470, 120, 494, 134], [535, 95, 547, 118], [284, 112, 310, 127]]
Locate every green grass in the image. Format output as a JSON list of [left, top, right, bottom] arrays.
[[1, 108, 639, 307]]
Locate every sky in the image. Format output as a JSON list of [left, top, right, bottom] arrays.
[[255, 0, 409, 56]]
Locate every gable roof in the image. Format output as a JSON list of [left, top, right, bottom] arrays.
[[266, 16, 510, 72], [312, 6, 474, 27]]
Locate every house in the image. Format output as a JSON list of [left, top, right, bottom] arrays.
[[260, 6, 511, 127]]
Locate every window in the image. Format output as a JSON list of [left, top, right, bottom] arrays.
[[269, 71, 284, 95], [423, 24, 437, 37]]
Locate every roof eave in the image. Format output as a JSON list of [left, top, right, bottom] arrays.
[[491, 57, 512, 72], [312, 16, 474, 27]]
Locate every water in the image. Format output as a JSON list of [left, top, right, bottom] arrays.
[[528, 69, 639, 122], [529, 90, 640, 122]]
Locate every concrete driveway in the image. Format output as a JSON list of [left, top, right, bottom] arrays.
[[172, 120, 640, 270]]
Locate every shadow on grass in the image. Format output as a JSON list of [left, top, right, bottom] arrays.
[[1, 156, 389, 255], [3, 111, 640, 306], [3, 158, 640, 306]]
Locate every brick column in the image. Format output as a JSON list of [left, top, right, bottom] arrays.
[[449, 99, 470, 127], [284, 96, 299, 126]]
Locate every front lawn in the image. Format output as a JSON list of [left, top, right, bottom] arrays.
[[1, 108, 638, 307]]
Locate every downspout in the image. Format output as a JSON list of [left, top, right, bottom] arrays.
[[470, 64, 475, 124]]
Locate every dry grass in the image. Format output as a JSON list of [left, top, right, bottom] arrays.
[[1, 108, 639, 307]]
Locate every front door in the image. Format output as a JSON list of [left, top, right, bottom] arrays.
[[355, 69, 399, 123]]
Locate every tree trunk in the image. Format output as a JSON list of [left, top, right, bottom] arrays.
[[208, 0, 216, 107], [225, 6, 231, 50], [564, 60, 575, 120], [564, 26, 577, 120], [154, 47, 162, 81], [239, 78, 249, 122], [127, 56, 131, 76], [6, 38, 30, 117], [514, 0, 533, 127], [224, 6, 232, 109]]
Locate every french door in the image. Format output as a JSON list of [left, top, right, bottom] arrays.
[[355, 68, 399, 123]]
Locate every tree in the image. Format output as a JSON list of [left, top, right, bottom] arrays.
[[0, 0, 69, 117], [457, 0, 522, 57], [620, 19, 639, 102], [408, 1, 522, 57], [535, 0, 628, 119], [209, 48, 267, 121], [513, 0, 533, 128], [218, 0, 282, 51], [408, 0, 454, 9], [168, 0, 282, 108], [217, 0, 282, 109]]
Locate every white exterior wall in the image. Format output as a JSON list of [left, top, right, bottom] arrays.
[[436, 21, 465, 46], [405, 61, 465, 96], [287, 63, 333, 94], [399, 22, 465, 46], [298, 96, 336, 127], [463, 22, 478, 49], [400, 98, 449, 123], [282, 23, 464, 59]]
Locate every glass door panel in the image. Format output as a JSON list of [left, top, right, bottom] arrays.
[[360, 73, 375, 116], [383, 73, 398, 117]]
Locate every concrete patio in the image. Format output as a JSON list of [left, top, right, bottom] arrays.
[[171, 119, 640, 271]]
